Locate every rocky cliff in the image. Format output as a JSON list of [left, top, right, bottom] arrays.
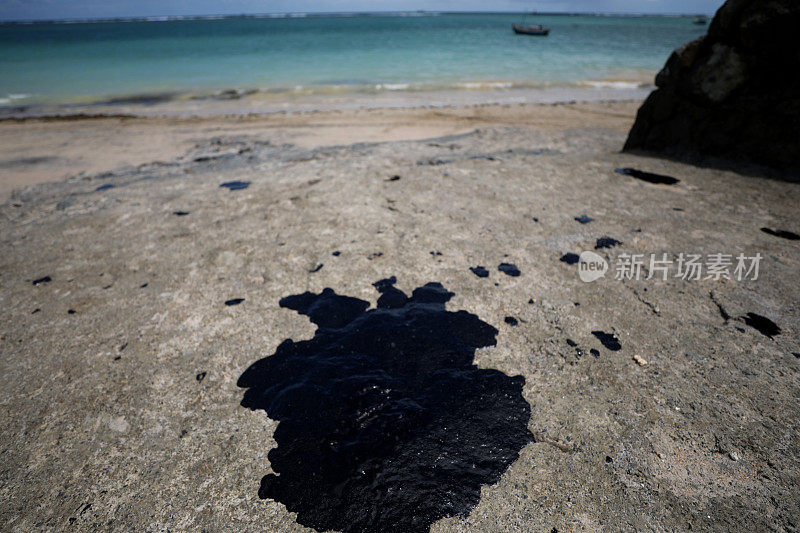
[[624, 0, 800, 170]]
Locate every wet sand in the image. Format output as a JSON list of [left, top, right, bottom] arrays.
[[0, 100, 641, 201], [1, 100, 798, 531]]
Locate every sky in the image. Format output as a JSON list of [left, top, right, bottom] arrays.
[[0, 0, 726, 22]]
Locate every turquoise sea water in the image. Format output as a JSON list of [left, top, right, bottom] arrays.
[[0, 13, 708, 106]]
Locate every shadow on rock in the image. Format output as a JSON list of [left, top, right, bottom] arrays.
[[238, 278, 533, 533]]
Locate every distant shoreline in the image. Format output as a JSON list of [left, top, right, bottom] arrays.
[[0, 11, 716, 25]]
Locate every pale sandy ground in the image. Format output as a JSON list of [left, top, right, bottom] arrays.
[[0, 101, 639, 201], [0, 100, 798, 532]]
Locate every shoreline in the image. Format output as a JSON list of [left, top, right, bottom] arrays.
[[0, 97, 647, 202], [1, 85, 652, 119], [1, 12, 714, 25]]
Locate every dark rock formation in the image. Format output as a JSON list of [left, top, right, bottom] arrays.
[[624, 0, 800, 170]]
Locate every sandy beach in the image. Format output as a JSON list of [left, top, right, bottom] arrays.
[[0, 99, 643, 201], [1, 96, 798, 530]]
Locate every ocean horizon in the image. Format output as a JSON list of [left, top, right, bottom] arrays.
[[0, 12, 708, 111]]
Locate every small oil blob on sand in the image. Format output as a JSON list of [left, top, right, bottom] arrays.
[[498, 263, 521, 277], [595, 237, 622, 250], [761, 227, 799, 241], [220, 180, 250, 191], [560, 253, 579, 265], [470, 266, 489, 278], [592, 330, 621, 351], [741, 313, 781, 339], [615, 167, 679, 185]]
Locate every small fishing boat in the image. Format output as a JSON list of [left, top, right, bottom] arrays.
[[693, 16, 708, 25], [512, 24, 550, 36]]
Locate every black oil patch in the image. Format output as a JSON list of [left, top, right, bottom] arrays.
[[309, 263, 324, 273], [238, 279, 533, 533], [560, 253, 579, 265], [615, 168, 679, 185], [574, 214, 594, 224], [741, 313, 781, 339], [504, 316, 519, 326], [595, 237, 622, 250], [498, 263, 521, 277], [592, 331, 621, 351], [225, 298, 244, 306], [173, 211, 190, 216], [95, 184, 115, 191], [470, 266, 489, 278], [32, 276, 52, 285], [220, 180, 250, 191], [761, 227, 800, 241]]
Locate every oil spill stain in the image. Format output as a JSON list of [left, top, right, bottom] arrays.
[[332, 251, 341, 256], [238, 279, 533, 533], [95, 184, 115, 191], [504, 316, 519, 326], [470, 266, 489, 278], [595, 237, 622, 250], [220, 180, 250, 191], [196, 371, 207, 382], [741, 313, 781, 339], [173, 211, 190, 216], [574, 214, 594, 224], [592, 331, 621, 351], [309, 264, 324, 273], [225, 298, 244, 306], [761, 227, 800, 241], [590, 349, 600, 357], [498, 263, 521, 277], [560, 253, 579, 265], [32, 276, 52, 285], [615, 168, 679, 185]]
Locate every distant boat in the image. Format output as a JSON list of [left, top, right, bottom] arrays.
[[512, 24, 550, 36], [693, 16, 708, 25]]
